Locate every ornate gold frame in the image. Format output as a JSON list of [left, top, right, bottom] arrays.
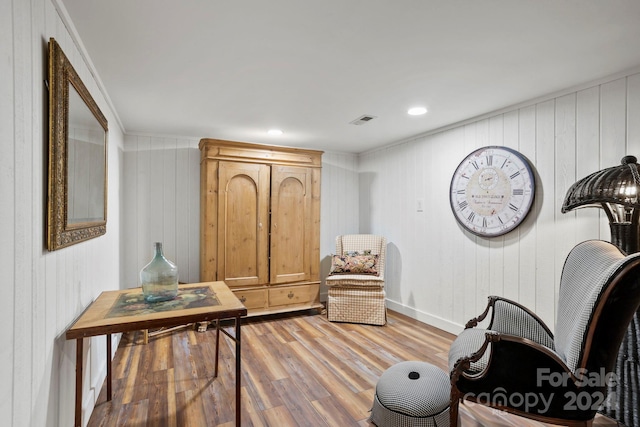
[[47, 38, 108, 251]]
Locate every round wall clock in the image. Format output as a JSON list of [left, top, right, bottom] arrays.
[[449, 146, 535, 237]]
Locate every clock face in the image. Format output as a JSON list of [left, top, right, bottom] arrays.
[[449, 146, 535, 237]]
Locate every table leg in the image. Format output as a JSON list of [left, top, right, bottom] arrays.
[[106, 334, 112, 401], [235, 315, 241, 427], [74, 338, 83, 427], [214, 319, 220, 378]]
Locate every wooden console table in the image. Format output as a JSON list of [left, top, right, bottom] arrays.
[[65, 281, 247, 427]]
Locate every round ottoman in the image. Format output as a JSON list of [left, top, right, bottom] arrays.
[[369, 361, 450, 427]]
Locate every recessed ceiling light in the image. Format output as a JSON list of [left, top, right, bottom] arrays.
[[267, 129, 283, 136], [408, 107, 427, 116]]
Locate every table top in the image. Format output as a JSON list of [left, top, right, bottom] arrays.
[[66, 281, 247, 339]]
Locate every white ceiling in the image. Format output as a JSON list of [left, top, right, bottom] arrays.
[[60, 0, 640, 154]]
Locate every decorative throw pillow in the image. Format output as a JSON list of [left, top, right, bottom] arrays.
[[329, 253, 379, 275], [344, 250, 372, 256]]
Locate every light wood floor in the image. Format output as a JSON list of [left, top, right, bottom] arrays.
[[87, 309, 620, 427]]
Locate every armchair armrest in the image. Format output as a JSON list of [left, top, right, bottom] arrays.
[[466, 296, 555, 349], [464, 296, 499, 329]]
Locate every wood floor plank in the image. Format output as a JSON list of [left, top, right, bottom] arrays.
[[265, 316, 303, 343], [291, 315, 328, 339], [240, 386, 268, 427], [271, 377, 328, 426], [192, 329, 221, 383], [86, 310, 620, 427], [242, 324, 290, 381], [306, 334, 377, 393], [194, 375, 229, 426], [144, 369, 170, 427], [166, 368, 177, 427], [286, 339, 370, 420], [112, 333, 135, 380], [171, 332, 200, 394], [115, 400, 148, 427], [262, 405, 298, 427], [322, 328, 401, 375], [240, 330, 287, 411], [312, 395, 367, 427], [175, 387, 207, 426], [262, 333, 330, 402], [131, 334, 158, 403], [120, 343, 142, 405], [150, 332, 172, 372]]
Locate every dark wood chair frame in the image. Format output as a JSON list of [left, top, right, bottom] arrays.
[[449, 244, 640, 427]]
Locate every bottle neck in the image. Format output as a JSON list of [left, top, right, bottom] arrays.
[[154, 242, 164, 257]]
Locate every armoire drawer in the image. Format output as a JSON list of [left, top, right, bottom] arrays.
[[232, 289, 267, 310], [269, 284, 318, 308]]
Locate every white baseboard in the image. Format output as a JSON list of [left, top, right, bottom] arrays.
[[386, 299, 464, 336]]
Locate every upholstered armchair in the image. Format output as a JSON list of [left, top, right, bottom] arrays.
[[449, 240, 640, 427], [325, 234, 387, 325]]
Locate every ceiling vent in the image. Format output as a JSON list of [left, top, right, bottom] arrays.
[[349, 114, 378, 125]]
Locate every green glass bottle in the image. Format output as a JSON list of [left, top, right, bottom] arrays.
[[140, 242, 178, 303]]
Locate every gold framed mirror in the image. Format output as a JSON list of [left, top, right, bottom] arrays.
[[47, 38, 108, 251]]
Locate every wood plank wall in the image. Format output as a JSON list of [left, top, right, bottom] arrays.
[[3, 0, 124, 426], [360, 72, 640, 334], [122, 136, 201, 287]]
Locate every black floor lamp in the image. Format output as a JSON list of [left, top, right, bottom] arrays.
[[562, 155, 640, 427]]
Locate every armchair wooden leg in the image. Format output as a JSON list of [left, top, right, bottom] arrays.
[[450, 387, 461, 427]]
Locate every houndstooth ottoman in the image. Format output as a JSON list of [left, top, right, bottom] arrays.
[[369, 361, 450, 427]]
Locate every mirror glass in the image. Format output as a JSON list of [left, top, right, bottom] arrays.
[[47, 38, 108, 250], [67, 84, 106, 224]]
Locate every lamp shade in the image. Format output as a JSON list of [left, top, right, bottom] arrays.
[[562, 155, 640, 427], [562, 155, 640, 212]]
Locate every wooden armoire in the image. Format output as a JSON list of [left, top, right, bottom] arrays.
[[199, 139, 323, 317]]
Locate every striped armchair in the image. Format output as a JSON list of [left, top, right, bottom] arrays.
[[449, 240, 640, 427], [325, 234, 387, 325]]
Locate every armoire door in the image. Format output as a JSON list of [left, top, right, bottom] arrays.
[[217, 161, 270, 287], [270, 165, 312, 284]]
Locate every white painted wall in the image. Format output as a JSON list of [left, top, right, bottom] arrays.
[[360, 71, 640, 334], [122, 135, 201, 287], [318, 151, 360, 296], [2, 1, 123, 426]]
